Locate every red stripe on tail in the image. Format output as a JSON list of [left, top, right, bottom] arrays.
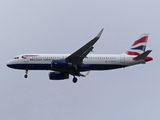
[[132, 36, 148, 46], [126, 51, 140, 55]]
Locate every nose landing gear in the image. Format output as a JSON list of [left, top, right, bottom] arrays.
[[24, 70, 28, 78]]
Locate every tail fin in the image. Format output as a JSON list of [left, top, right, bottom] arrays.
[[126, 33, 149, 55]]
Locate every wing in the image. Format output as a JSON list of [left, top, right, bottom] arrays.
[[65, 28, 104, 66]]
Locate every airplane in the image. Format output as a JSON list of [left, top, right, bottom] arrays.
[[6, 29, 153, 83]]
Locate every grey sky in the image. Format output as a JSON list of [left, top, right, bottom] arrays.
[[0, 0, 159, 120]]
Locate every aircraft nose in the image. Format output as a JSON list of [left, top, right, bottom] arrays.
[[6, 60, 14, 68]]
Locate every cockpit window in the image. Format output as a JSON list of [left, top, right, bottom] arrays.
[[14, 57, 19, 59]]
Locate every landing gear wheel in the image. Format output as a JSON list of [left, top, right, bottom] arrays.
[[24, 74, 28, 78], [24, 70, 28, 78], [73, 77, 77, 83]]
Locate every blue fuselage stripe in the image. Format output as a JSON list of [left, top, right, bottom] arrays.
[[7, 64, 126, 71]]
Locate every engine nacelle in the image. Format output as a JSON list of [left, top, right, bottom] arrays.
[[51, 60, 72, 69], [49, 72, 69, 80]]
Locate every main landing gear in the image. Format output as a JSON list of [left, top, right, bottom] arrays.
[[24, 70, 28, 78], [73, 77, 77, 83]]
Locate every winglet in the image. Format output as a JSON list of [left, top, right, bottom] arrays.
[[96, 28, 104, 39]]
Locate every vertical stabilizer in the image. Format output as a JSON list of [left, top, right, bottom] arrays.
[[126, 33, 149, 55]]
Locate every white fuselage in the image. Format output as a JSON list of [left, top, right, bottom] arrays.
[[7, 54, 144, 71]]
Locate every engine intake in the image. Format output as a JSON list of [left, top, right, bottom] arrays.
[[49, 72, 69, 80]]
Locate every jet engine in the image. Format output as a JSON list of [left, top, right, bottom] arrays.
[[49, 72, 69, 80]]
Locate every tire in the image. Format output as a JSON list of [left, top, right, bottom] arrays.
[[73, 77, 77, 83], [24, 75, 28, 78]]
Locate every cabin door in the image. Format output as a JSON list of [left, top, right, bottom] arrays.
[[120, 54, 125, 63]]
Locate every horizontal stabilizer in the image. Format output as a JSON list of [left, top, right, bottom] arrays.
[[133, 50, 152, 60]]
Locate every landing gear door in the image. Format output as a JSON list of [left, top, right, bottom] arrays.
[[120, 54, 125, 63]]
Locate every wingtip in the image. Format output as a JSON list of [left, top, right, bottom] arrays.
[[96, 28, 104, 38]]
